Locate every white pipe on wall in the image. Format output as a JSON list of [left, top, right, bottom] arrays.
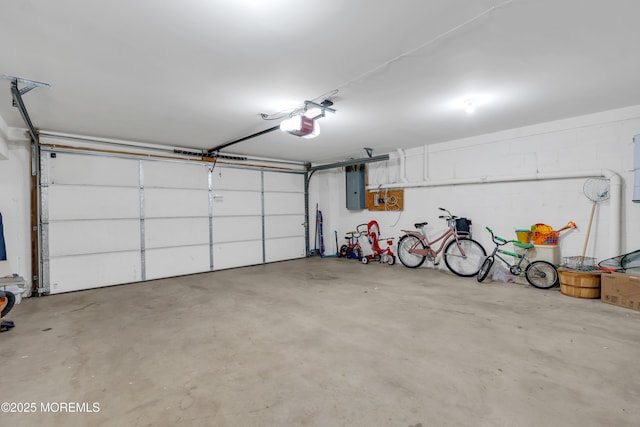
[[367, 168, 622, 258], [423, 145, 430, 182], [605, 169, 622, 257], [396, 148, 408, 183]]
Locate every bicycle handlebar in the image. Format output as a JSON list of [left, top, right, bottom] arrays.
[[344, 224, 369, 238], [356, 223, 368, 233], [438, 207, 456, 219], [438, 215, 458, 219], [484, 226, 515, 245]]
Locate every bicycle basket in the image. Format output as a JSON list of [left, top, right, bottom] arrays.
[[455, 218, 472, 236], [531, 230, 559, 245]]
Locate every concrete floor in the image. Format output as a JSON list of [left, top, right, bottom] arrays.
[[1, 257, 639, 427]]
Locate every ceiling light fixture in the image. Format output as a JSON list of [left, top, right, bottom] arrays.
[[280, 100, 336, 139], [280, 115, 320, 139], [464, 98, 476, 114]]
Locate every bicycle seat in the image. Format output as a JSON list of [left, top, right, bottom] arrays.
[[414, 222, 428, 228], [513, 241, 534, 249]]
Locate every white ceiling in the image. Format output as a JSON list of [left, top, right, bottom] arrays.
[[1, 0, 639, 164]]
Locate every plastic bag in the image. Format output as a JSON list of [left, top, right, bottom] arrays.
[[491, 265, 513, 283]]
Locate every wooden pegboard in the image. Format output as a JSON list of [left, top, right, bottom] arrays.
[[366, 189, 404, 211]]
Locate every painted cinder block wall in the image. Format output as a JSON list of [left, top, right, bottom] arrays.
[[0, 138, 32, 284], [310, 106, 640, 265], [1, 105, 640, 290]]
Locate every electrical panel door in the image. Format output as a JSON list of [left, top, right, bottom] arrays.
[[345, 164, 365, 210]]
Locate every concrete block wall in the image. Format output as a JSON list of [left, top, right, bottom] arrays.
[[311, 105, 640, 265], [2, 104, 639, 288]]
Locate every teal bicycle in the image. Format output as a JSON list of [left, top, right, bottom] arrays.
[[477, 227, 558, 289]]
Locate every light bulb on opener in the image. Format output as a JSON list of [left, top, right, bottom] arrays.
[[464, 98, 476, 114]]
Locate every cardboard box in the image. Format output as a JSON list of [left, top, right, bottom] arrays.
[[601, 272, 640, 311]]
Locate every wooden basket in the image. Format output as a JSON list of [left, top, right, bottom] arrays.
[[558, 269, 601, 299]]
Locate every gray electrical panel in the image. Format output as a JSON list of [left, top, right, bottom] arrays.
[[346, 164, 366, 210]]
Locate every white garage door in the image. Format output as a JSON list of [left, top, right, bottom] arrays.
[[41, 149, 306, 294], [263, 171, 306, 263]]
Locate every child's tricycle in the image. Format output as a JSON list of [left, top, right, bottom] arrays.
[[361, 220, 396, 265]]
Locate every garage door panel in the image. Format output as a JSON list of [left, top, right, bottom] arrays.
[[145, 246, 210, 280], [212, 191, 262, 217], [264, 215, 305, 239], [212, 216, 262, 243], [213, 241, 263, 270], [49, 251, 141, 294], [264, 192, 305, 215], [265, 237, 305, 262], [213, 168, 261, 191], [263, 172, 303, 192], [145, 217, 209, 249], [49, 219, 140, 257], [145, 188, 209, 218], [143, 161, 208, 189], [49, 154, 139, 187], [49, 186, 140, 220]]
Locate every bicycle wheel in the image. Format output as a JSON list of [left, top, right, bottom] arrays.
[[444, 238, 486, 277], [387, 255, 396, 266], [525, 260, 558, 289], [339, 245, 348, 257], [477, 256, 494, 282], [1, 291, 16, 318], [397, 235, 426, 268]]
